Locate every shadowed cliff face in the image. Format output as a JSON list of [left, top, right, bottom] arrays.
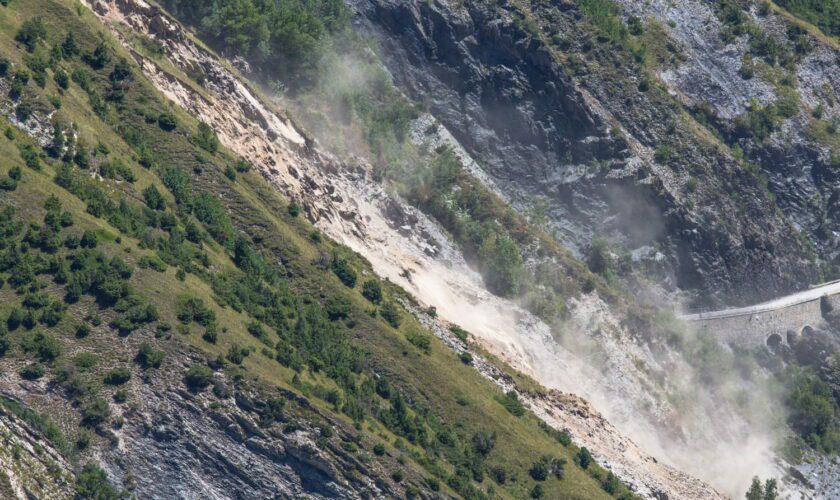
[[613, 0, 840, 281], [356, 0, 610, 173], [347, 0, 823, 309]]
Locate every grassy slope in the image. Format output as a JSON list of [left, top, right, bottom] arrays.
[[0, 1, 633, 498], [770, 0, 840, 42]]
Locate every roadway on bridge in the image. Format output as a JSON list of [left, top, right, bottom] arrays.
[[681, 280, 840, 321]]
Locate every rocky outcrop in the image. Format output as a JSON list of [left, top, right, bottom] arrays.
[[101, 355, 387, 499], [0, 403, 74, 499], [347, 0, 822, 308], [615, 0, 840, 286], [0, 337, 390, 500]]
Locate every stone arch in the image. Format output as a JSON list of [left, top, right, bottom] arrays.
[[766, 333, 783, 350], [786, 329, 799, 346], [800, 325, 814, 338]]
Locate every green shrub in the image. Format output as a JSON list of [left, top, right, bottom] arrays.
[[775, 0, 840, 37], [449, 325, 469, 343], [735, 100, 779, 141], [489, 465, 507, 484], [16, 17, 46, 52], [603, 471, 621, 494], [654, 145, 673, 163], [19, 363, 45, 380], [113, 389, 128, 404], [184, 364, 213, 389], [76, 429, 92, 450], [21, 331, 61, 362], [362, 279, 382, 304], [136, 343, 165, 369], [0, 395, 69, 454], [39, 304, 63, 327], [539, 420, 572, 446], [247, 321, 270, 343], [587, 239, 615, 276], [406, 329, 431, 354], [18, 143, 41, 170], [81, 397, 110, 427], [158, 0, 349, 90], [158, 113, 178, 131], [287, 202, 301, 217], [177, 296, 216, 326], [325, 295, 351, 321], [86, 41, 112, 69], [478, 232, 523, 296], [234, 158, 251, 172], [193, 193, 233, 243], [74, 352, 98, 371], [331, 257, 357, 287], [75, 324, 91, 338], [75, 462, 125, 499], [99, 159, 135, 182], [0, 176, 17, 192], [775, 88, 800, 119], [576, 447, 593, 469], [80, 230, 98, 248], [529, 460, 548, 481], [785, 368, 840, 452], [104, 367, 131, 385], [380, 302, 401, 328], [193, 121, 219, 153], [54, 68, 70, 89], [138, 255, 167, 272], [202, 325, 218, 344], [471, 430, 495, 456], [497, 391, 525, 417], [226, 344, 250, 364]]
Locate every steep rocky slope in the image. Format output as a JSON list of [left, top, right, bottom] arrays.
[[0, 402, 74, 499], [0, 0, 664, 499], [616, 0, 840, 277], [85, 0, 840, 497], [347, 0, 839, 309], [1, 0, 836, 498], [82, 1, 723, 497]]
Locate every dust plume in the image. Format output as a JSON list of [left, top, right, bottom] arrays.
[[279, 46, 790, 499]]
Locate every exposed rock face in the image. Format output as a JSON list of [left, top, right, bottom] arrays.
[[0, 403, 74, 499], [0, 334, 388, 500], [101, 355, 386, 499], [616, 0, 840, 286], [347, 0, 825, 308]]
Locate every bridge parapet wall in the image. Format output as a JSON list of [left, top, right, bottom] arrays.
[[691, 298, 824, 347]]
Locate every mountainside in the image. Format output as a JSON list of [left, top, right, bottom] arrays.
[[347, 0, 839, 310], [1, 0, 840, 499], [0, 0, 647, 498]]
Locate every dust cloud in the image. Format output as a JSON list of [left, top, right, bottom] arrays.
[[280, 52, 791, 499]]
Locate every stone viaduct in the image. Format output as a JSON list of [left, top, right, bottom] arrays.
[[681, 281, 840, 349]]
